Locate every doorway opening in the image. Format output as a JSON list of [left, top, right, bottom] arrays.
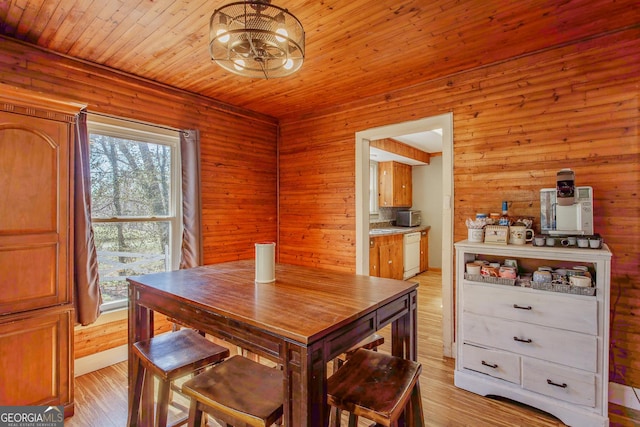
[[355, 113, 454, 357]]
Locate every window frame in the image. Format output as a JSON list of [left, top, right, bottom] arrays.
[[87, 116, 182, 312]]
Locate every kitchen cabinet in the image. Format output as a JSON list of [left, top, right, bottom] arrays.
[[378, 161, 412, 207], [454, 241, 611, 427], [369, 238, 380, 277], [369, 234, 403, 280], [420, 229, 429, 272], [0, 85, 82, 416]]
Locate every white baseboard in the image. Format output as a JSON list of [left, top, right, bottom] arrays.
[[74, 344, 128, 377], [609, 381, 640, 411]]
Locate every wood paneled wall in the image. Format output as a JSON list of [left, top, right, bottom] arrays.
[[0, 37, 278, 358], [279, 28, 640, 387]]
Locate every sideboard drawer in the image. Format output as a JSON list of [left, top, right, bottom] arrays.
[[523, 358, 596, 407], [463, 312, 597, 372], [462, 344, 520, 384], [463, 283, 597, 335]]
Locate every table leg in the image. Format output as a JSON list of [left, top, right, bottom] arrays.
[[128, 287, 154, 427], [282, 341, 328, 427], [391, 290, 418, 425], [391, 290, 417, 361]]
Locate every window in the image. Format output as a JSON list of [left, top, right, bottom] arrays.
[[88, 117, 182, 311], [370, 160, 379, 214]]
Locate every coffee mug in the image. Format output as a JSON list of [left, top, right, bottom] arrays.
[[589, 237, 602, 249], [534, 235, 546, 246], [499, 266, 517, 279], [577, 237, 589, 248], [466, 263, 481, 275], [570, 275, 592, 287], [468, 228, 484, 243], [509, 226, 534, 245], [533, 270, 552, 283]]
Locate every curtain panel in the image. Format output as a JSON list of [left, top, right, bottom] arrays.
[[179, 129, 203, 269], [74, 111, 102, 325]]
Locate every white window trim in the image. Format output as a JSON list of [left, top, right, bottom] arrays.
[[369, 160, 379, 215], [87, 116, 183, 312]]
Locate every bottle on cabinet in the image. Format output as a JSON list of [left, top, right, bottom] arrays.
[[498, 201, 510, 226]]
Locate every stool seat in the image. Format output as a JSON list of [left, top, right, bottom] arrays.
[[331, 334, 385, 427], [128, 329, 230, 427], [327, 348, 424, 427], [181, 355, 283, 427]]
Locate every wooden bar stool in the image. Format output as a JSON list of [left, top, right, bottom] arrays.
[[327, 348, 425, 427], [330, 334, 385, 427], [128, 328, 230, 427], [181, 355, 283, 427], [333, 333, 385, 373]]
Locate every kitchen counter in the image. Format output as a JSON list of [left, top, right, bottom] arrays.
[[369, 225, 430, 236]]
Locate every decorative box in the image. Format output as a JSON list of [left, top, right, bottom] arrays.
[[483, 225, 509, 244]]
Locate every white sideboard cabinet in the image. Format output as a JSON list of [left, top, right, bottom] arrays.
[[454, 240, 612, 427]]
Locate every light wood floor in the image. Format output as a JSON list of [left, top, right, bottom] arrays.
[[66, 270, 640, 427]]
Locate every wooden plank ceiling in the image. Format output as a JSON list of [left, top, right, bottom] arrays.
[[0, 0, 636, 119]]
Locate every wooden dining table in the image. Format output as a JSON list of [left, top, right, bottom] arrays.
[[127, 259, 418, 427]]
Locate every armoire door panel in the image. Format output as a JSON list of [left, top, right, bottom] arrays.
[[0, 112, 70, 315], [0, 124, 64, 233], [0, 243, 65, 314], [0, 307, 72, 406]]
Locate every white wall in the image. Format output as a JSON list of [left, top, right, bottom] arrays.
[[412, 156, 443, 268]]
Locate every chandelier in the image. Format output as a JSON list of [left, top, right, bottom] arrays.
[[209, 0, 305, 79]]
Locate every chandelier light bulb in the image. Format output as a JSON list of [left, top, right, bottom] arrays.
[[215, 14, 230, 44], [216, 29, 230, 44], [233, 59, 246, 70], [275, 27, 288, 43]]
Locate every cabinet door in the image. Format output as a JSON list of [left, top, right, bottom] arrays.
[[379, 241, 403, 280], [395, 162, 412, 207], [378, 161, 412, 207], [420, 230, 429, 272], [0, 112, 71, 314], [369, 239, 380, 277], [0, 307, 72, 406], [378, 162, 394, 207]]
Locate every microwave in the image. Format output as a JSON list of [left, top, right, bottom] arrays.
[[396, 210, 421, 227]]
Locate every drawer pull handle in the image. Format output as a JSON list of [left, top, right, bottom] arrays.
[[481, 361, 498, 369], [513, 304, 532, 310], [513, 336, 532, 343], [547, 379, 568, 388]]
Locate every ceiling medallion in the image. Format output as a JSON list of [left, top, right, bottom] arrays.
[[209, 0, 305, 79]]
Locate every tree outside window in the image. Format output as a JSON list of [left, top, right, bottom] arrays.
[[88, 118, 181, 311]]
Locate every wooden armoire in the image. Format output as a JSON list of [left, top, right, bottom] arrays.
[[0, 85, 84, 417]]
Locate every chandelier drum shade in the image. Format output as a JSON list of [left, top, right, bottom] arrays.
[[209, 0, 305, 79]]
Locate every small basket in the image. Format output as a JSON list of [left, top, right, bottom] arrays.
[[567, 286, 597, 296], [531, 281, 596, 296], [465, 273, 516, 286], [516, 278, 532, 288]]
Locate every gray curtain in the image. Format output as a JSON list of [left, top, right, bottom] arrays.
[[74, 110, 102, 325], [179, 129, 203, 269]]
